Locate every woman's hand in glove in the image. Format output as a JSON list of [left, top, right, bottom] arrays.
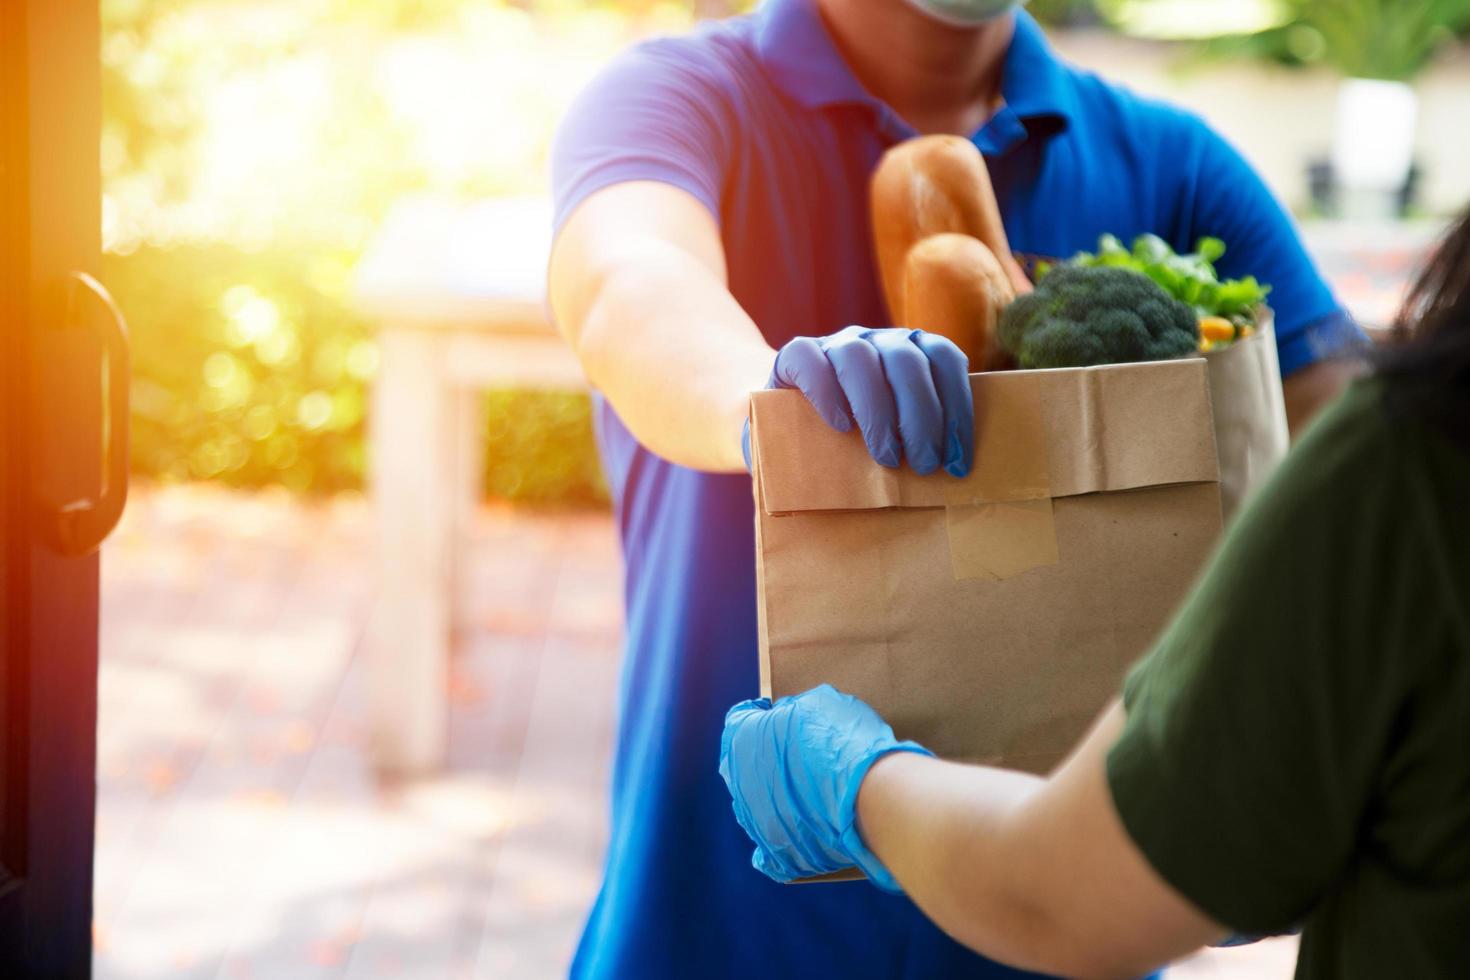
[[719, 684, 932, 891]]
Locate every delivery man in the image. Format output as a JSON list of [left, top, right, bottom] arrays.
[[547, 0, 1365, 976], [718, 206, 1470, 980]]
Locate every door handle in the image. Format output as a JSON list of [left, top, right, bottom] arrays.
[[51, 271, 131, 557]]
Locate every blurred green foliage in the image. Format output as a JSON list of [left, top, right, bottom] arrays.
[[110, 240, 607, 503], [1027, 0, 1104, 27], [103, 0, 648, 504], [1103, 0, 1470, 79], [1207, 1, 1470, 81], [108, 243, 373, 494]]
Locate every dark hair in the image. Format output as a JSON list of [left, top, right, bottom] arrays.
[[1375, 204, 1470, 448]]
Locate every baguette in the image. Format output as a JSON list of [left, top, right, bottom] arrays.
[[901, 233, 1014, 368], [870, 134, 1031, 328]]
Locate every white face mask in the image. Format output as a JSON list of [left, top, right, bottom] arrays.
[[902, 0, 1026, 28]]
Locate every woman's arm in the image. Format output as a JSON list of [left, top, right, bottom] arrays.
[[856, 703, 1225, 978], [720, 688, 1226, 978]]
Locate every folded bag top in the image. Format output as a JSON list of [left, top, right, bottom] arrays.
[[752, 357, 1221, 517]]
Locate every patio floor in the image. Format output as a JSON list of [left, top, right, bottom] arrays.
[[95, 486, 621, 979], [95, 484, 1301, 980]]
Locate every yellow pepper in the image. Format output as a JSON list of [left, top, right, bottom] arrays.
[[1198, 316, 1236, 342]]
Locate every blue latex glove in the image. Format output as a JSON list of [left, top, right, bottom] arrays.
[[719, 683, 933, 892], [742, 326, 974, 477]]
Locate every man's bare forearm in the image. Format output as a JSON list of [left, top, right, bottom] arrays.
[[1283, 357, 1367, 437], [574, 252, 774, 472], [549, 182, 776, 473]]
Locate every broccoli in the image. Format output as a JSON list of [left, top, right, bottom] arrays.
[[997, 265, 1200, 369]]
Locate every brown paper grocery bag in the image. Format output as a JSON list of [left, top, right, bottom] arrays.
[[750, 357, 1225, 773], [1204, 312, 1290, 520]]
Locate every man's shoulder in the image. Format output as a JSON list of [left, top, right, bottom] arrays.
[[1055, 59, 1213, 144], [601, 15, 765, 101]]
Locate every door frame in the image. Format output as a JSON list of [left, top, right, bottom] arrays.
[[1, 0, 104, 975]]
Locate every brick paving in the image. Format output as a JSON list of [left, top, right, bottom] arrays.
[[96, 487, 620, 980]]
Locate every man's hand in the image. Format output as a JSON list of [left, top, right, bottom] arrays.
[[718, 685, 932, 889], [744, 327, 975, 477]]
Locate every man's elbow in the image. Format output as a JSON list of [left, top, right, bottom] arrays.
[[1283, 356, 1367, 436], [556, 261, 664, 390]]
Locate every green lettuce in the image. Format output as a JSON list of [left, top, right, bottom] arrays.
[[1039, 234, 1271, 324]]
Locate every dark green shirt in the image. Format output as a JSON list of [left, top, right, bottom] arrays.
[[1108, 378, 1470, 978]]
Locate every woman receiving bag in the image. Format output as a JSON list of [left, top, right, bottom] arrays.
[[721, 204, 1470, 979]]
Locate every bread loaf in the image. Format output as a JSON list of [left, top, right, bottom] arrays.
[[870, 134, 1031, 331], [901, 233, 1013, 369]]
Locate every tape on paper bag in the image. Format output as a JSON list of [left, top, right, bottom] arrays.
[[942, 373, 1058, 581]]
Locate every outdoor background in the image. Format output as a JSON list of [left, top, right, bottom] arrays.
[[96, 1, 1468, 977], [106, 0, 1470, 507]]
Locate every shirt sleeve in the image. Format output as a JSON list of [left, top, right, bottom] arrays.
[[1106, 384, 1412, 936], [550, 38, 736, 234], [1177, 120, 1367, 376]]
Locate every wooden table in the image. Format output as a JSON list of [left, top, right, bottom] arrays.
[[354, 196, 586, 772]]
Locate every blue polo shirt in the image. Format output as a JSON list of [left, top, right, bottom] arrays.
[[552, 4, 1360, 978]]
